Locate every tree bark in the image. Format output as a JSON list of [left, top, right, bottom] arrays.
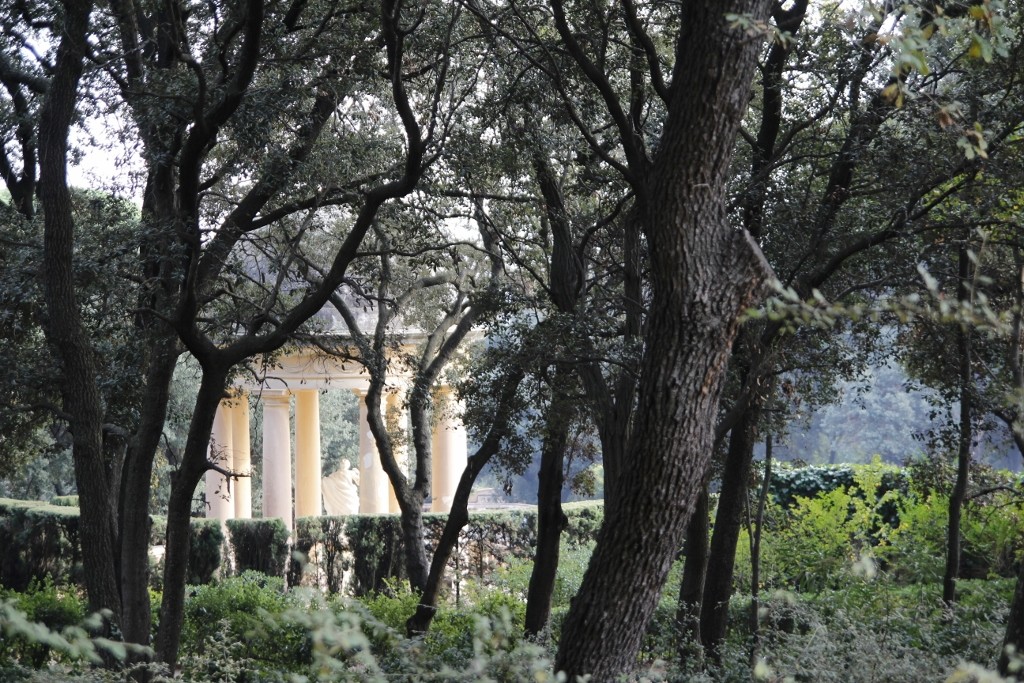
[[749, 433, 772, 658], [944, 244, 972, 605], [407, 368, 524, 635], [155, 368, 229, 667], [677, 485, 710, 649], [524, 365, 572, 637], [119, 340, 179, 647], [554, 4, 772, 678], [1000, 248, 1024, 676], [701, 396, 763, 659], [38, 0, 122, 621]]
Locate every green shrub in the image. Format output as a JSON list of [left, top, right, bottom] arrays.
[[0, 499, 82, 591], [0, 578, 86, 668], [149, 515, 168, 547], [48, 496, 79, 508], [226, 518, 290, 578], [961, 493, 1024, 579], [346, 515, 406, 595], [295, 504, 604, 597], [769, 461, 908, 526], [186, 519, 225, 586], [563, 501, 604, 547], [179, 571, 308, 678]]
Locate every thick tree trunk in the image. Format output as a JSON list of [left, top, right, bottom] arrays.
[[553, 2, 772, 678], [156, 369, 229, 667], [38, 0, 122, 621], [944, 245, 973, 605], [701, 400, 762, 659], [524, 368, 572, 637], [677, 485, 710, 648]]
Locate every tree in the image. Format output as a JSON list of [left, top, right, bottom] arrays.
[[694, 0, 1024, 656], [543, 0, 775, 677], [3, 0, 470, 668]]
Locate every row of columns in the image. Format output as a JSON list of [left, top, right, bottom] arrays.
[[205, 387, 468, 528], [205, 395, 252, 522]]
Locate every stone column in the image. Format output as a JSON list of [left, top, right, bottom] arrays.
[[431, 386, 468, 513], [294, 389, 323, 518], [231, 394, 252, 519], [262, 391, 293, 530], [356, 388, 389, 513], [206, 400, 234, 521], [386, 390, 407, 514]]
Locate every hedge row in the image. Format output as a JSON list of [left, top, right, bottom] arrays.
[[0, 498, 605, 595], [767, 465, 909, 510], [0, 499, 81, 592], [293, 502, 605, 595], [0, 499, 226, 590]]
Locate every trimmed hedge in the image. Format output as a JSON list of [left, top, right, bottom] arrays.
[[186, 518, 225, 585], [768, 464, 909, 509], [294, 502, 605, 595], [0, 499, 227, 590], [0, 499, 81, 591], [1, 496, 606, 594], [227, 518, 290, 578], [48, 495, 80, 508]]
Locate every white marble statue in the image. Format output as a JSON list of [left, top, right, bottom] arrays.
[[322, 460, 360, 515]]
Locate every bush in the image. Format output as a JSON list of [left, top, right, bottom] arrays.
[[0, 578, 86, 668], [179, 571, 309, 679], [226, 518, 289, 578], [357, 579, 528, 668], [766, 464, 901, 592], [187, 519, 225, 586], [295, 504, 605, 597], [0, 499, 82, 591]]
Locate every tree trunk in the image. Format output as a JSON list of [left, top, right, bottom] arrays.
[[944, 244, 972, 605], [553, 3, 772, 678], [677, 485, 710, 650], [156, 369, 229, 667], [407, 459, 480, 635], [407, 368, 524, 635], [750, 434, 772, 658], [1000, 248, 1024, 675], [524, 367, 572, 637], [366, 376, 430, 592], [701, 400, 762, 660], [120, 340, 179, 647], [38, 0, 122, 621]]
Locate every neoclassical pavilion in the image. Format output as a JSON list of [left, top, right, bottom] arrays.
[[203, 346, 468, 529]]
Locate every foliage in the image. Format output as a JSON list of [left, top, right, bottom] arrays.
[[226, 518, 290, 578], [885, 490, 1024, 584], [768, 462, 909, 519], [186, 519, 225, 587], [295, 504, 605, 596], [356, 579, 528, 670], [0, 578, 86, 668], [0, 499, 81, 591], [179, 572, 309, 679], [764, 463, 903, 592]]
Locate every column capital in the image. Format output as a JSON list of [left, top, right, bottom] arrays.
[[262, 390, 291, 406]]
